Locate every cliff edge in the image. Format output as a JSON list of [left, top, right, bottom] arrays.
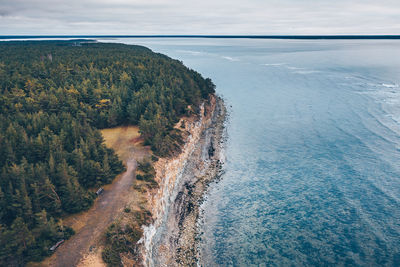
[[141, 95, 226, 266]]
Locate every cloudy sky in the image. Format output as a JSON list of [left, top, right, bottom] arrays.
[[1, 0, 399, 35]]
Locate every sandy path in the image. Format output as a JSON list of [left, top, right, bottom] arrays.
[[48, 159, 137, 267]]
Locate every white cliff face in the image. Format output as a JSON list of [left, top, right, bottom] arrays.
[[141, 96, 218, 267]]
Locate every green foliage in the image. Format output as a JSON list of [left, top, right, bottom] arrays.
[[0, 40, 214, 265], [136, 160, 157, 188], [102, 246, 123, 267], [137, 160, 155, 174], [102, 222, 143, 267], [102, 209, 152, 266], [151, 155, 159, 162]]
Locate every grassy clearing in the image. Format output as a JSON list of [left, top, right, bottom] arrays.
[[99, 126, 155, 266], [101, 126, 143, 163], [37, 126, 151, 267]]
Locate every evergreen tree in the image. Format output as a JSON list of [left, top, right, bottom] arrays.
[[0, 40, 215, 265]]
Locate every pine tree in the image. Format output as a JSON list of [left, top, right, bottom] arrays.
[[0, 41, 214, 263], [10, 217, 35, 261]]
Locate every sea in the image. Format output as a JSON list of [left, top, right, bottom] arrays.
[[102, 38, 400, 266]]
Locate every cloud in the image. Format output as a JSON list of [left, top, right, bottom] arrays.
[[0, 0, 399, 35]]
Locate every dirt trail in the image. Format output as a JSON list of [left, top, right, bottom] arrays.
[[47, 159, 137, 267]]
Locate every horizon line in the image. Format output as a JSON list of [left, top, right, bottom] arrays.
[[1, 35, 400, 40]]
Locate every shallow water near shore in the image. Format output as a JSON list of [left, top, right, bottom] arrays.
[[104, 38, 400, 266]]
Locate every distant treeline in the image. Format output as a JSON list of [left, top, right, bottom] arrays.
[[0, 41, 214, 265], [2, 35, 400, 39]]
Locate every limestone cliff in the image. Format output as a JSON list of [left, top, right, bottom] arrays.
[[141, 95, 225, 266]]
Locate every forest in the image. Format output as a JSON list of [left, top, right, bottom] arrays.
[[0, 40, 215, 265]]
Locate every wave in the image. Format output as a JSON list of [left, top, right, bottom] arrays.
[[221, 56, 239, 62], [176, 49, 203, 55], [261, 63, 286, 66], [292, 70, 321, 75], [286, 66, 303, 70], [382, 83, 399, 88]]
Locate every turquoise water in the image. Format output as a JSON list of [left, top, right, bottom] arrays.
[[109, 38, 400, 266]]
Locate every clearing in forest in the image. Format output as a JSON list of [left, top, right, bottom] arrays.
[[35, 126, 150, 267]]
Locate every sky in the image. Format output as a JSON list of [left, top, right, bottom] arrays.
[[0, 0, 399, 35]]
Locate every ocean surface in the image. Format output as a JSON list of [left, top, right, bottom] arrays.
[[104, 38, 400, 266]]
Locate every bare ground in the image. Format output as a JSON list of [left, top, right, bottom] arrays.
[[45, 159, 136, 267], [38, 127, 150, 267]]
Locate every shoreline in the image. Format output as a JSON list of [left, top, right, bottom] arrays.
[[39, 95, 225, 267], [140, 95, 226, 266]]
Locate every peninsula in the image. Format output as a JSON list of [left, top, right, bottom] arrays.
[[0, 40, 224, 266]]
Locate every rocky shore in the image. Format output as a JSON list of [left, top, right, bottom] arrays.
[[141, 95, 226, 266]]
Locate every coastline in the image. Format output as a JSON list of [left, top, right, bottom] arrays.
[[40, 95, 225, 267], [140, 94, 226, 266]]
